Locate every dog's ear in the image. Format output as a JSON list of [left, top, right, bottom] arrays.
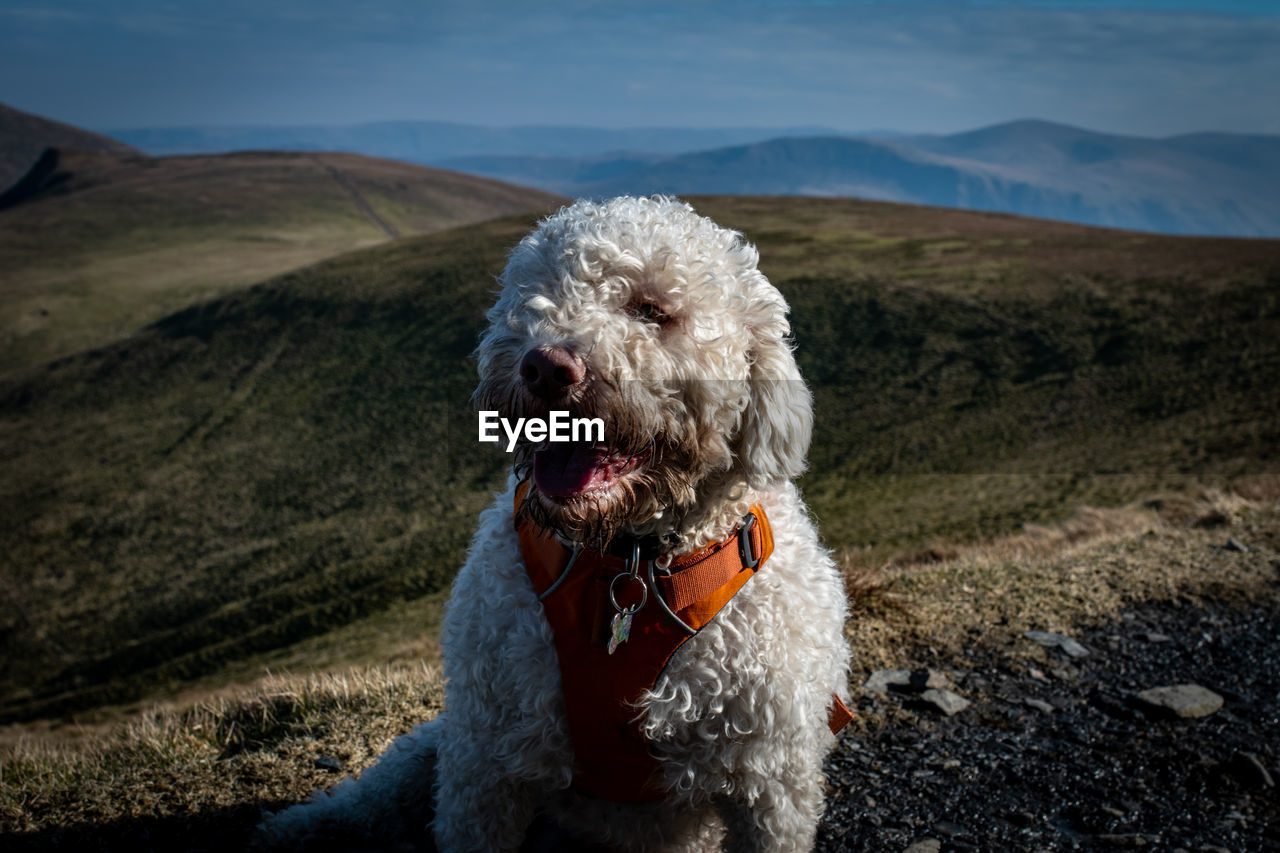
[[735, 328, 814, 491]]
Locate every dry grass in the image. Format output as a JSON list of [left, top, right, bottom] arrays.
[[0, 665, 442, 847], [840, 486, 1280, 677]]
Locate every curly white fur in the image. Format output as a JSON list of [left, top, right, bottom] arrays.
[[259, 197, 851, 853]]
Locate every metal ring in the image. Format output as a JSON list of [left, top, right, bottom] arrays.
[[609, 571, 648, 615]]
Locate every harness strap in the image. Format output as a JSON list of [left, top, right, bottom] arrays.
[[828, 693, 855, 735], [656, 513, 771, 617], [515, 482, 850, 803]]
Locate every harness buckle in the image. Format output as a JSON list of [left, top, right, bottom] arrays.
[[738, 512, 760, 571]]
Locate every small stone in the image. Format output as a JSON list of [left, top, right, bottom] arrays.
[[314, 755, 343, 772], [1091, 691, 1137, 720], [1095, 834, 1148, 847], [904, 840, 941, 853], [1024, 698, 1055, 713], [1142, 632, 1172, 643], [864, 668, 953, 695], [1137, 684, 1224, 718], [919, 688, 971, 716], [864, 669, 912, 694], [1224, 751, 1275, 788], [1100, 805, 1127, 818], [910, 668, 953, 692], [1023, 630, 1090, 658], [932, 820, 969, 838], [1224, 537, 1250, 552]]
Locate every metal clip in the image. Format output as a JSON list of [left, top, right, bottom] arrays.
[[607, 540, 648, 654], [737, 512, 760, 571]]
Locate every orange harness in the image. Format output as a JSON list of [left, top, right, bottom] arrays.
[[516, 485, 854, 803]]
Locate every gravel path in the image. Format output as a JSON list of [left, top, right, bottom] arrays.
[[816, 598, 1280, 852]]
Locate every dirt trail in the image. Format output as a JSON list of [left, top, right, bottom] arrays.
[[314, 156, 401, 239]]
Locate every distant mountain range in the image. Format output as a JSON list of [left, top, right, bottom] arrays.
[[107, 121, 848, 162], [0, 104, 1258, 237], [105, 117, 1280, 237], [436, 122, 1280, 237]]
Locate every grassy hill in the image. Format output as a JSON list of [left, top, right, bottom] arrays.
[[0, 147, 562, 372], [0, 196, 1277, 724], [0, 102, 141, 190]]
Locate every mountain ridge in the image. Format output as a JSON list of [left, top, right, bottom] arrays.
[[107, 119, 846, 161], [440, 123, 1280, 237], [101, 114, 1280, 236]]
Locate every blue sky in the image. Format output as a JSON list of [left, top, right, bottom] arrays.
[[1, 0, 1277, 135]]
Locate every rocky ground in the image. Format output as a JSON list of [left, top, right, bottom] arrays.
[[816, 597, 1280, 852]]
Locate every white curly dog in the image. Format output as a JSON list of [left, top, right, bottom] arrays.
[[259, 196, 851, 852]]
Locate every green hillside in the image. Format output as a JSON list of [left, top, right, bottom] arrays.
[[0, 148, 562, 372], [692, 197, 1280, 553], [1, 197, 1277, 723]]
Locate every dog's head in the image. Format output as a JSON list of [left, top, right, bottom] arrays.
[[475, 196, 812, 548]]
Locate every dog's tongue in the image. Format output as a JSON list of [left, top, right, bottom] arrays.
[[534, 442, 617, 498]]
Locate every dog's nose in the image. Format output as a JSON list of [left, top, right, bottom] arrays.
[[520, 346, 586, 399]]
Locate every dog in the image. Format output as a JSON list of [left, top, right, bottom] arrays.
[[259, 196, 851, 852]]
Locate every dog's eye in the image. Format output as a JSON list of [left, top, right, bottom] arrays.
[[628, 302, 672, 326]]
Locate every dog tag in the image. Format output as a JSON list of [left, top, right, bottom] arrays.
[[608, 610, 633, 655]]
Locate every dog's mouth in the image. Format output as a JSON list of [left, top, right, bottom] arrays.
[[533, 441, 650, 499]]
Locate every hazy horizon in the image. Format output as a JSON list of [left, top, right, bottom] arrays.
[[90, 115, 1278, 141]]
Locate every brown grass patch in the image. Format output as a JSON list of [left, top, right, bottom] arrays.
[[841, 488, 1280, 676], [0, 665, 442, 837]]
